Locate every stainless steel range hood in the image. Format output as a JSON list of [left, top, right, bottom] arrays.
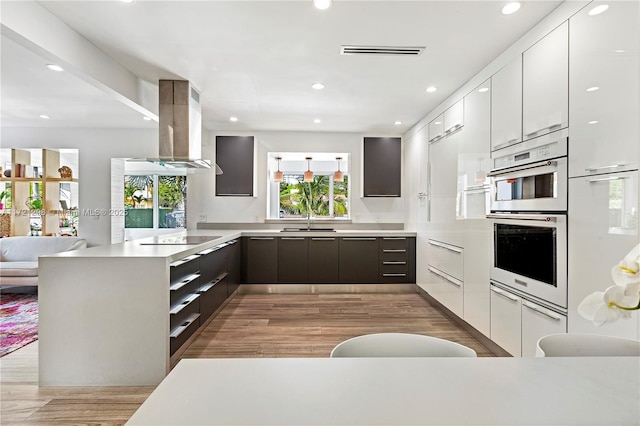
[[147, 80, 221, 172]]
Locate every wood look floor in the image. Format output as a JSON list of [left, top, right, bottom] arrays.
[[1, 292, 495, 425]]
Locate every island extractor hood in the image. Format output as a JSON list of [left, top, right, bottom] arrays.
[[148, 80, 222, 172]]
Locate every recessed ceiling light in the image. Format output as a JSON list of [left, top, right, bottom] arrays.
[[478, 87, 489, 93], [394, 121, 403, 125], [229, 117, 238, 122], [314, 119, 321, 124], [40, 115, 50, 119], [434, 121, 442, 125], [501, 2, 521, 15], [614, 49, 626, 53], [588, 120, 599, 125], [588, 4, 609, 16], [143, 116, 152, 121], [313, 0, 332, 10], [426, 86, 437, 93], [586, 86, 600, 92], [311, 82, 325, 90], [46, 64, 64, 72], [121, 0, 135, 3]]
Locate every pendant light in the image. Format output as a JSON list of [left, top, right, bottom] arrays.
[[304, 157, 314, 182], [273, 157, 283, 182], [333, 157, 344, 182]]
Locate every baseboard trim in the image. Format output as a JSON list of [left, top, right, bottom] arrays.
[[415, 286, 511, 357], [239, 283, 418, 294]]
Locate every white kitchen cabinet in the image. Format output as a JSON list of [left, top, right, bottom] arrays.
[[568, 1, 639, 178], [426, 265, 463, 318], [521, 300, 567, 357], [427, 239, 463, 281], [463, 220, 491, 337], [460, 80, 491, 219], [568, 171, 639, 340], [490, 285, 522, 357], [522, 22, 568, 140], [443, 99, 464, 135], [491, 55, 522, 151], [428, 130, 464, 248], [428, 114, 444, 143]]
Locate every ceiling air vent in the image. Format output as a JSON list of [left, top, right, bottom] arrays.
[[340, 45, 425, 56]]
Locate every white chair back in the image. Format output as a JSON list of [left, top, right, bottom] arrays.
[[330, 333, 477, 358], [536, 333, 640, 357]]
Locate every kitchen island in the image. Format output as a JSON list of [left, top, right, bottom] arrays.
[[38, 229, 416, 386], [126, 356, 640, 425]]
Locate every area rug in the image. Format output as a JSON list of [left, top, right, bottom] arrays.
[[0, 293, 38, 358]]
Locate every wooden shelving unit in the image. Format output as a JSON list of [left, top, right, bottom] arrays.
[[0, 148, 79, 236]]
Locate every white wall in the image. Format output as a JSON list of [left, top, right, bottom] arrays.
[[188, 130, 406, 225], [1, 127, 157, 246]]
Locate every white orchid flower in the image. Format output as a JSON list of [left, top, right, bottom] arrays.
[[578, 244, 640, 327]]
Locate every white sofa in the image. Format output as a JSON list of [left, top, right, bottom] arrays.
[[0, 236, 87, 287]]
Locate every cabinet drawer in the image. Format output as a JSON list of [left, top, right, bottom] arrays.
[[379, 237, 408, 250], [379, 271, 410, 283], [198, 275, 228, 323], [170, 254, 200, 280], [170, 313, 201, 356], [425, 266, 463, 317], [521, 300, 567, 357], [490, 285, 522, 357], [427, 239, 463, 281], [169, 272, 201, 306], [170, 293, 200, 330]]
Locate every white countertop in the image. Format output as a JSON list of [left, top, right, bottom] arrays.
[[126, 356, 640, 425], [42, 229, 416, 262]]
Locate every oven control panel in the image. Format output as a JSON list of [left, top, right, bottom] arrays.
[[491, 130, 568, 171]]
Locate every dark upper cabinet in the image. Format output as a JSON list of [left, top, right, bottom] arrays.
[[277, 237, 309, 283], [215, 136, 254, 196], [308, 237, 339, 283], [363, 137, 401, 197]]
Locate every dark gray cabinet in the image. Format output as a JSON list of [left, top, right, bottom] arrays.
[[243, 237, 278, 283], [225, 239, 241, 296], [363, 137, 401, 197], [308, 237, 339, 283], [169, 254, 202, 356], [278, 237, 309, 283], [215, 136, 254, 196], [197, 245, 229, 324], [338, 237, 380, 283]]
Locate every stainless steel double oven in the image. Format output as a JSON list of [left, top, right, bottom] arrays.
[[487, 130, 568, 311]]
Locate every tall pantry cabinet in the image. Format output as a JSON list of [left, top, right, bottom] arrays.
[[567, 1, 640, 340]]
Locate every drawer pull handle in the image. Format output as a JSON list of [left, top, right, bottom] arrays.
[[197, 248, 217, 255], [281, 237, 305, 240], [523, 302, 562, 321], [587, 176, 627, 183], [250, 237, 275, 240], [366, 194, 400, 197], [169, 313, 201, 339], [170, 273, 200, 291], [383, 261, 406, 265], [383, 237, 406, 240], [169, 254, 201, 268], [383, 249, 406, 253], [490, 286, 519, 302], [383, 273, 407, 277], [311, 237, 336, 241], [169, 294, 200, 315], [585, 164, 628, 173], [428, 266, 462, 287], [343, 238, 376, 241], [427, 239, 462, 254], [525, 123, 562, 138]]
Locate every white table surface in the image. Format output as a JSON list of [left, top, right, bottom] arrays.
[[126, 357, 640, 425]]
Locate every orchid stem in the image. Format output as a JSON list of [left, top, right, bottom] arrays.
[[610, 300, 640, 311]]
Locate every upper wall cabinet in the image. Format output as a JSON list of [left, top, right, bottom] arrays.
[[363, 137, 401, 197], [215, 136, 255, 197], [428, 114, 444, 143], [522, 22, 569, 141], [491, 55, 522, 151], [443, 99, 464, 135], [568, 1, 639, 178]]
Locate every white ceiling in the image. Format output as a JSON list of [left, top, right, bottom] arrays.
[[1, 0, 563, 133]]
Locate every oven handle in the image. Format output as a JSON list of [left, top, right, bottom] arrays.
[[488, 160, 557, 177], [486, 214, 556, 222]]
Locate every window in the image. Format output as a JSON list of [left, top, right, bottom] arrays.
[[124, 174, 186, 228], [279, 174, 349, 219], [268, 153, 349, 220]]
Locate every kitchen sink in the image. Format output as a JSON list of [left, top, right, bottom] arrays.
[[280, 227, 335, 232]]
